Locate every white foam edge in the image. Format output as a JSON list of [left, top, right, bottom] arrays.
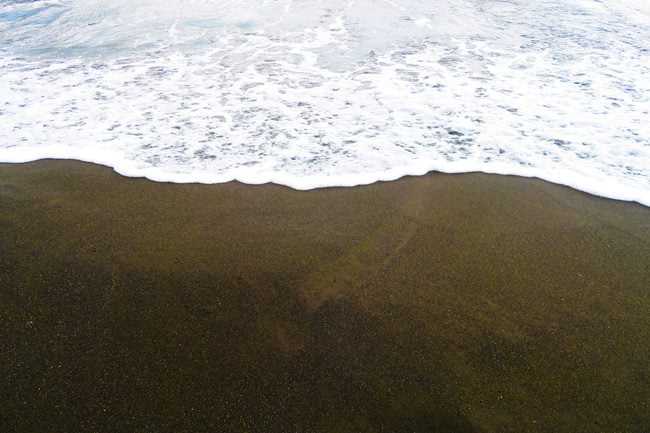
[[0, 147, 648, 207]]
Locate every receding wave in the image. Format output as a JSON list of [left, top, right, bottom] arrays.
[[1, 0, 648, 205]]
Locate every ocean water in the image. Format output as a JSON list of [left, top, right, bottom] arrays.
[[0, 0, 648, 205]]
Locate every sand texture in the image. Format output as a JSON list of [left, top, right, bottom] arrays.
[[1, 160, 649, 432]]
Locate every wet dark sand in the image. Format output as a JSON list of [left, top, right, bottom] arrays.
[[1, 160, 649, 433]]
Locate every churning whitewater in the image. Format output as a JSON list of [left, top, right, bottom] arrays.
[[0, 0, 648, 204]]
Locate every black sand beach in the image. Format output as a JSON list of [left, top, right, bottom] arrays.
[[1, 160, 648, 433]]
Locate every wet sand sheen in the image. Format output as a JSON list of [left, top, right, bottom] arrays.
[[0, 160, 648, 432]]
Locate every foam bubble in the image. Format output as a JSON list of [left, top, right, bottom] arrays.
[[1, 0, 649, 206]]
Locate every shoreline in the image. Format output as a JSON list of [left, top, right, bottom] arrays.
[[1, 159, 649, 432], [1, 156, 648, 207]]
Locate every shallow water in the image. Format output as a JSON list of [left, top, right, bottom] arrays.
[[0, 0, 648, 204]]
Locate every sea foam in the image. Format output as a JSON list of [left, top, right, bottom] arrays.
[[1, 0, 648, 205]]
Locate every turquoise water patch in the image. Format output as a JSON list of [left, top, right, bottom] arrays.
[[0, 6, 45, 21]]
